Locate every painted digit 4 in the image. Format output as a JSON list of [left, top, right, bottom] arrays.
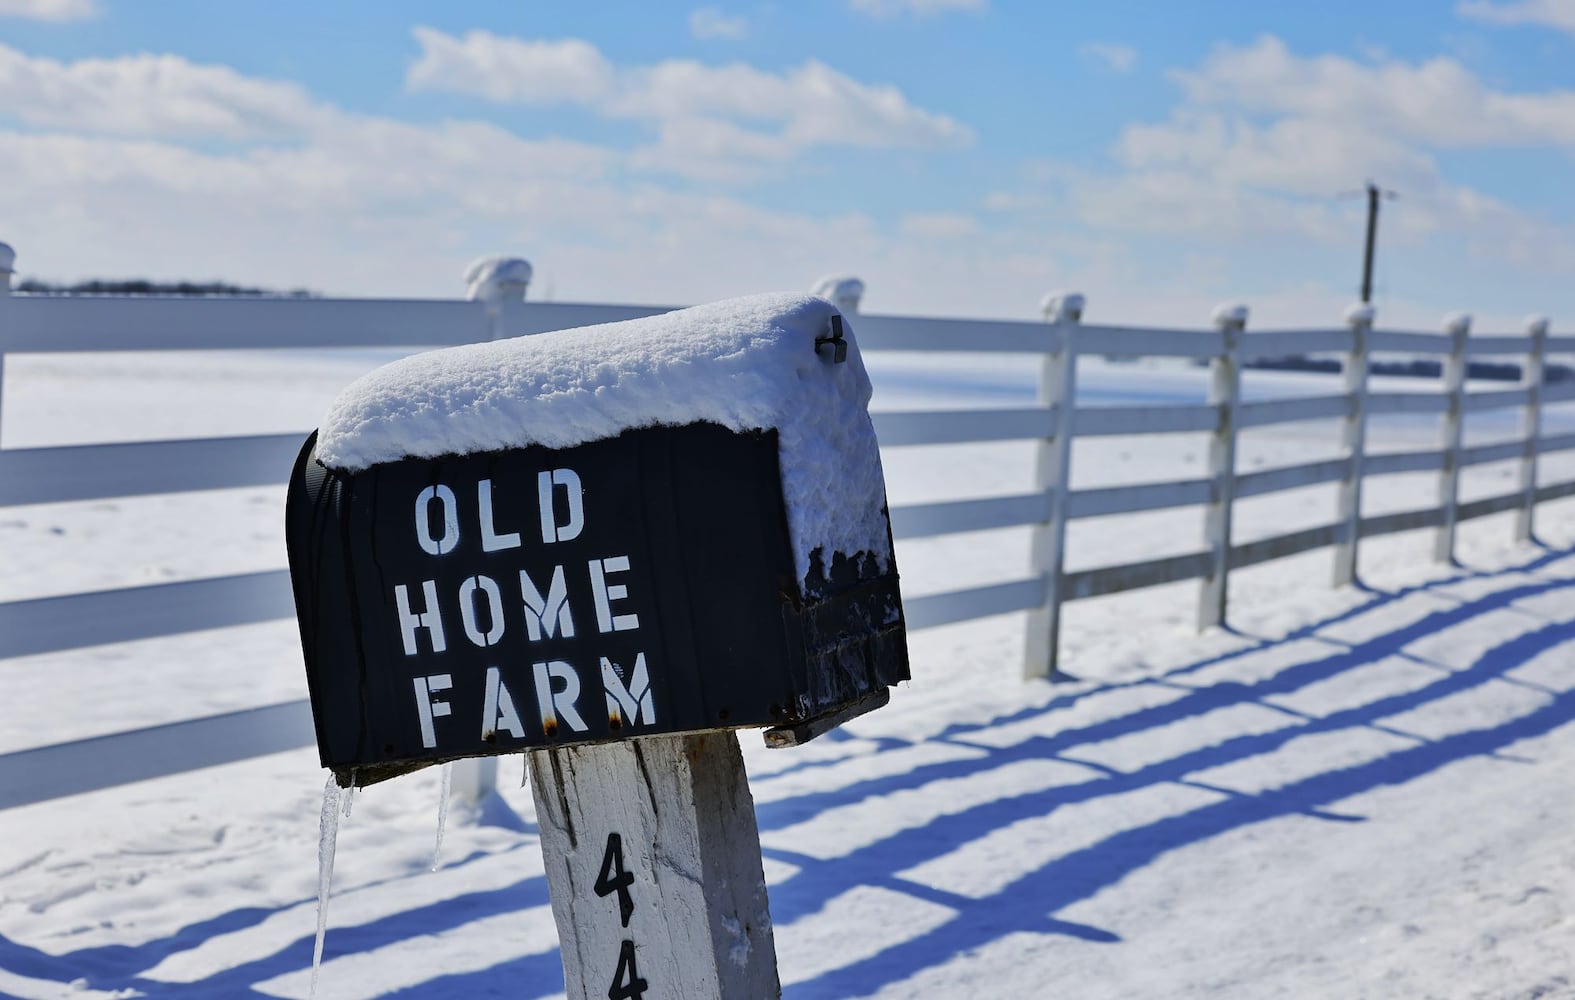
[[594, 833, 636, 928], [594, 835, 645, 997], [608, 940, 648, 1000]]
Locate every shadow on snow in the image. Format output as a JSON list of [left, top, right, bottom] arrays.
[[4, 545, 1575, 997]]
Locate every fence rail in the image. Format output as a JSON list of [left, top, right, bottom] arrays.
[[2, 254, 1572, 809]]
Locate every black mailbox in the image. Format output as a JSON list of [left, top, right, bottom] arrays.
[[286, 298, 908, 787]]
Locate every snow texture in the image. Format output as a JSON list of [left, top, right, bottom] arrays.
[[315, 292, 891, 584]]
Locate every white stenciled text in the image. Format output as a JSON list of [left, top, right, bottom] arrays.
[[394, 468, 657, 749]]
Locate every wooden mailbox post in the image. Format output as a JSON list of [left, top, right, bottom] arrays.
[[285, 294, 908, 997]]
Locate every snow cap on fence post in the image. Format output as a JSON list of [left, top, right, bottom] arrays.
[[0, 241, 14, 295], [1212, 302, 1249, 330], [465, 256, 533, 303], [1344, 302, 1376, 327], [811, 275, 864, 315], [1041, 291, 1084, 323]]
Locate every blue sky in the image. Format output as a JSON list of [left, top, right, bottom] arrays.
[[3, 0, 1575, 329]]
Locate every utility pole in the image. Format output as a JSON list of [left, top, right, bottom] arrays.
[[1357, 182, 1398, 304]]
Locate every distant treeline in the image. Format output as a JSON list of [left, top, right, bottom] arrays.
[[1244, 355, 1575, 383], [15, 278, 316, 298]]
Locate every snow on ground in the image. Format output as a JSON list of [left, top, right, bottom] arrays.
[[3, 337, 1575, 997]]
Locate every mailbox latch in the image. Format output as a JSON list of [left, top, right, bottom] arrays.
[[815, 314, 848, 364]]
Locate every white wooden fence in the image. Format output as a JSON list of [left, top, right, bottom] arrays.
[[2, 245, 1572, 811], [1017, 300, 1575, 679]]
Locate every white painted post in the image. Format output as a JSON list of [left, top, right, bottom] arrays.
[[1516, 315, 1549, 542], [530, 732, 779, 999], [1199, 303, 1247, 630], [1333, 303, 1373, 586], [0, 242, 13, 455], [465, 256, 533, 341], [1023, 291, 1082, 681], [448, 755, 498, 804], [1435, 312, 1471, 563], [446, 256, 533, 805], [810, 275, 864, 315]]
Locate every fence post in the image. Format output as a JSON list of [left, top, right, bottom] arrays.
[[1023, 291, 1082, 681], [446, 256, 532, 805], [1199, 303, 1246, 631], [1516, 315, 1549, 543], [0, 242, 13, 455], [1333, 303, 1373, 586], [1435, 312, 1471, 563], [465, 256, 533, 341]]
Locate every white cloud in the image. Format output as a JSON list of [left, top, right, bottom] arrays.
[[1092, 33, 1575, 233], [689, 6, 749, 40], [0, 0, 96, 21], [405, 27, 972, 175], [1081, 42, 1137, 74], [406, 28, 613, 105], [849, 0, 986, 17], [0, 119, 611, 225], [1071, 166, 1352, 244], [1089, 106, 1575, 277], [1117, 112, 1441, 198], [0, 44, 643, 293], [1458, 0, 1575, 34], [0, 43, 330, 138], [0, 27, 963, 189], [0, 123, 849, 297], [0, 43, 901, 307], [0, 41, 986, 315], [1174, 36, 1575, 148], [627, 118, 793, 181]]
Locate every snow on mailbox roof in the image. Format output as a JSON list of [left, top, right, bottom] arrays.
[[316, 291, 891, 582]]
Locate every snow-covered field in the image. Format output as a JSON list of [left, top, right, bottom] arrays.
[[4, 338, 1575, 998]]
